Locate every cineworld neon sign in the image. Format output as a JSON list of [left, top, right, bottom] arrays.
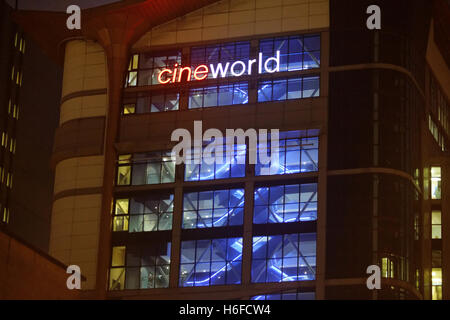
[[158, 51, 281, 84]]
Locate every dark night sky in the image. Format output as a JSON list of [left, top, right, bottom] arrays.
[[5, 0, 120, 11]]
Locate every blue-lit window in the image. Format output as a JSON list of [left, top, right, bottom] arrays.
[[122, 92, 179, 114], [191, 42, 250, 78], [258, 76, 319, 102], [256, 130, 319, 175], [183, 189, 245, 229], [189, 83, 249, 109], [185, 143, 246, 181], [117, 152, 175, 186], [113, 194, 174, 232], [179, 238, 243, 287], [260, 34, 320, 72], [109, 242, 171, 290], [251, 233, 316, 283], [137, 52, 182, 86], [254, 183, 317, 224], [251, 291, 315, 300]]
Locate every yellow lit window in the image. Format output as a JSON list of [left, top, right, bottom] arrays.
[[128, 54, 139, 71], [113, 199, 129, 232], [111, 246, 126, 267], [109, 267, 125, 290], [2, 208, 9, 224], [125, 54, 139, 88], [123, 104, 136, 114], [11, 66, 14, 81], [14, 33, 18, 47], [113, 216, 129, 232], [16, 72, 20, 85], [19, 38, 23, 52], [22, 40, 26, 54], [117, 155, 132, 186], [8, 100, 11, 114], [432, 268, 442, 300], [431, 166, 441, 199], [415, 269, 420, 290], [117, 166, 131, 186], [109, 246, 126, 290], [115, 199, 129, 215], [432, 210, 442, 239], [381, 257, 395, 278], [118, 154, 132, 164]]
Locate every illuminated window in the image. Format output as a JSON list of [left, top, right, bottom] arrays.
[[182, 189, 244, 229], [2, 207, 10, 224], [135, 52, 182, 86], [109, 246, 126, 290], [431, 166, 441, 199], [112, 199, 129, 232], [251, 290, 315, 300], [188, 82, 248, 109], [260, 34, 320, 72], [179, 237, 243, 287], [123, 104, 136, 114], [134, 151, 175, 185], [251, 233, 316, 283], [255, 130, 319, 176], [381, 256, 395, 278], [117, 152, 176, 186], [432, 210, 442, 239], [432, 268, 442, 300], [125, 54, 139, 87], [415, 269, 420, 291], [125, 193, 174, 232], [116, 154, 131, 185], [258, 76, 319, 102], [122, 92, 179, 114], [254, 183, 317, 224], [109, 243, 171, 290], [184, 142, 246, 181], [191, 41, 250, 78]]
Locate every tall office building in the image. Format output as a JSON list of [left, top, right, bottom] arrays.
[[13, 0, 449, 299], [0, 0, 61, 251]]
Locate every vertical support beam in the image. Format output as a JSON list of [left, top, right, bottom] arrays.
[[315, 30, 329, 300], [442, 161, 450, 300], [316, 130, 328, 300], [242, 181, 254, 285], [95, 38, 129, 298], [169, 185, 183, 288]]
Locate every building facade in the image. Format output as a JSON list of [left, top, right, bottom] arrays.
[[14, 0, 450, 299], [0, 0, 61, 251]]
